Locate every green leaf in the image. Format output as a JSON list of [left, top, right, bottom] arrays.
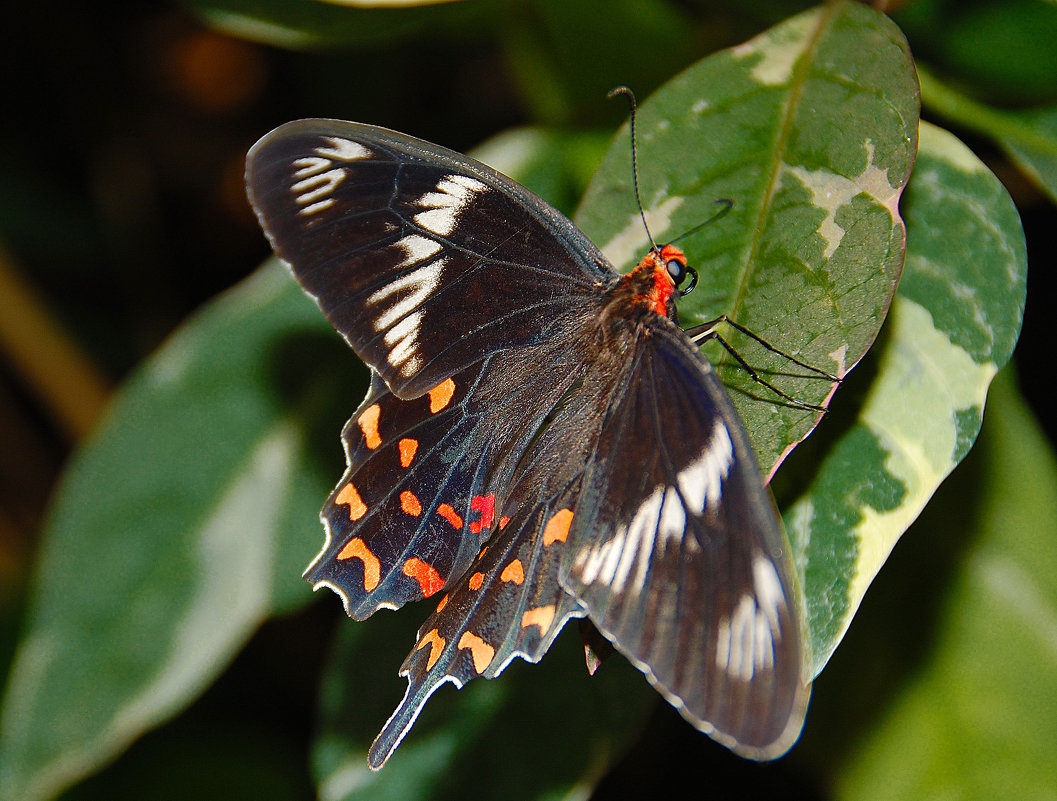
[[788, 121, 1028, 675], [917, 65, 1057, 204], [575, 0, 919, 476], [1000, 104, 1057, 204], [835, 370, 1057, 801], [499, 0, 698, 126], [0, 267, 351, 801]]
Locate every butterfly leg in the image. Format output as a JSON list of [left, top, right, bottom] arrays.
[[686, 315, 840, 411]]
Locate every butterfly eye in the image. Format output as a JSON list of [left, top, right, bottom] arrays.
[[667, 260, 698, 296]]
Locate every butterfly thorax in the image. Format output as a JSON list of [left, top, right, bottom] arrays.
[[603, 243, 687, 332]]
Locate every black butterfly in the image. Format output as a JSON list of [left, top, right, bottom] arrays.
[[246, 117, 813, 768]]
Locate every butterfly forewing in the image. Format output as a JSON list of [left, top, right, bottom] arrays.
[[562, 320, 810, 758], [246, 119, 614, 398]]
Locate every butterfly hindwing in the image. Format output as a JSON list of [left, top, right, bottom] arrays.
[[561, 319, 811, 759], [367, 483, 588, 769], [365, 337, 639, 767], [304, 364, 497, 618], [246, 119, 616, 398], [304, 321, 610, 621]]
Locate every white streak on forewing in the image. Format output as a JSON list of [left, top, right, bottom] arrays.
[[383, 311, 424, 375], [413, 174, 488, 236], [750, 557, 783, 672], [293, 156, 334, 178], [298, 199, 334, 216], [755, 609, 775, 672], [315, 137, 371, 161], [292, 168, 345, 206], [391, 234, 443, 269], [287, 137, 369, 216], [366, 259, 444, 332], [292, 156, 331, 178]]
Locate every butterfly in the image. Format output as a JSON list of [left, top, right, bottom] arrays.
[[246, 115, 815, 769]]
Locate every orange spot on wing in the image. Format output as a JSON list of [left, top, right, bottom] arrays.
[[468, 571, 484, 591], [436, 503, 463, 528], [398, 438, 418, 468], [336, 537, 381, 591], [457, 631, 494, 673], [335, 483, 367, 520], [400, 490, 422, 516], [469, 494, 496, 534], [357, 404, 382, 449], [521, 605, 556, 632], [403, 557, 444, 596], [499, 515, 511, 529], [415, 628, 446, 670], [428, 378, 456, 413], [435, 593, 449, 613], [543, 508, 573, 544], [500, 559, 524, 585]]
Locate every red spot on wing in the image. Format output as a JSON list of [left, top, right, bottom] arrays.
[[457, 631, 494, 673], [500, 559, 524, 585], [436, 503, 463, 528], [521, 605, 556, 632], [428, 378, 456, 413], [543, 508, 573, 545], [398, 438, 418, 467], [400, 490, 422, 516], [415, 628, 446, 670], [468, 494, 496, 534], [357, 404, 382, 449], [335, 483, 367, 520], [403, 557, 444, 597], [335, 537, 381, 591]]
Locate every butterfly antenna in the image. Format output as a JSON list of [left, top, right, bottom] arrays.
[[668, 198, 734, 246], [608, 86, 659, 253]]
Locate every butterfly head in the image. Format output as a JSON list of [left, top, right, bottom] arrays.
[[628, 243, 698, 321]]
